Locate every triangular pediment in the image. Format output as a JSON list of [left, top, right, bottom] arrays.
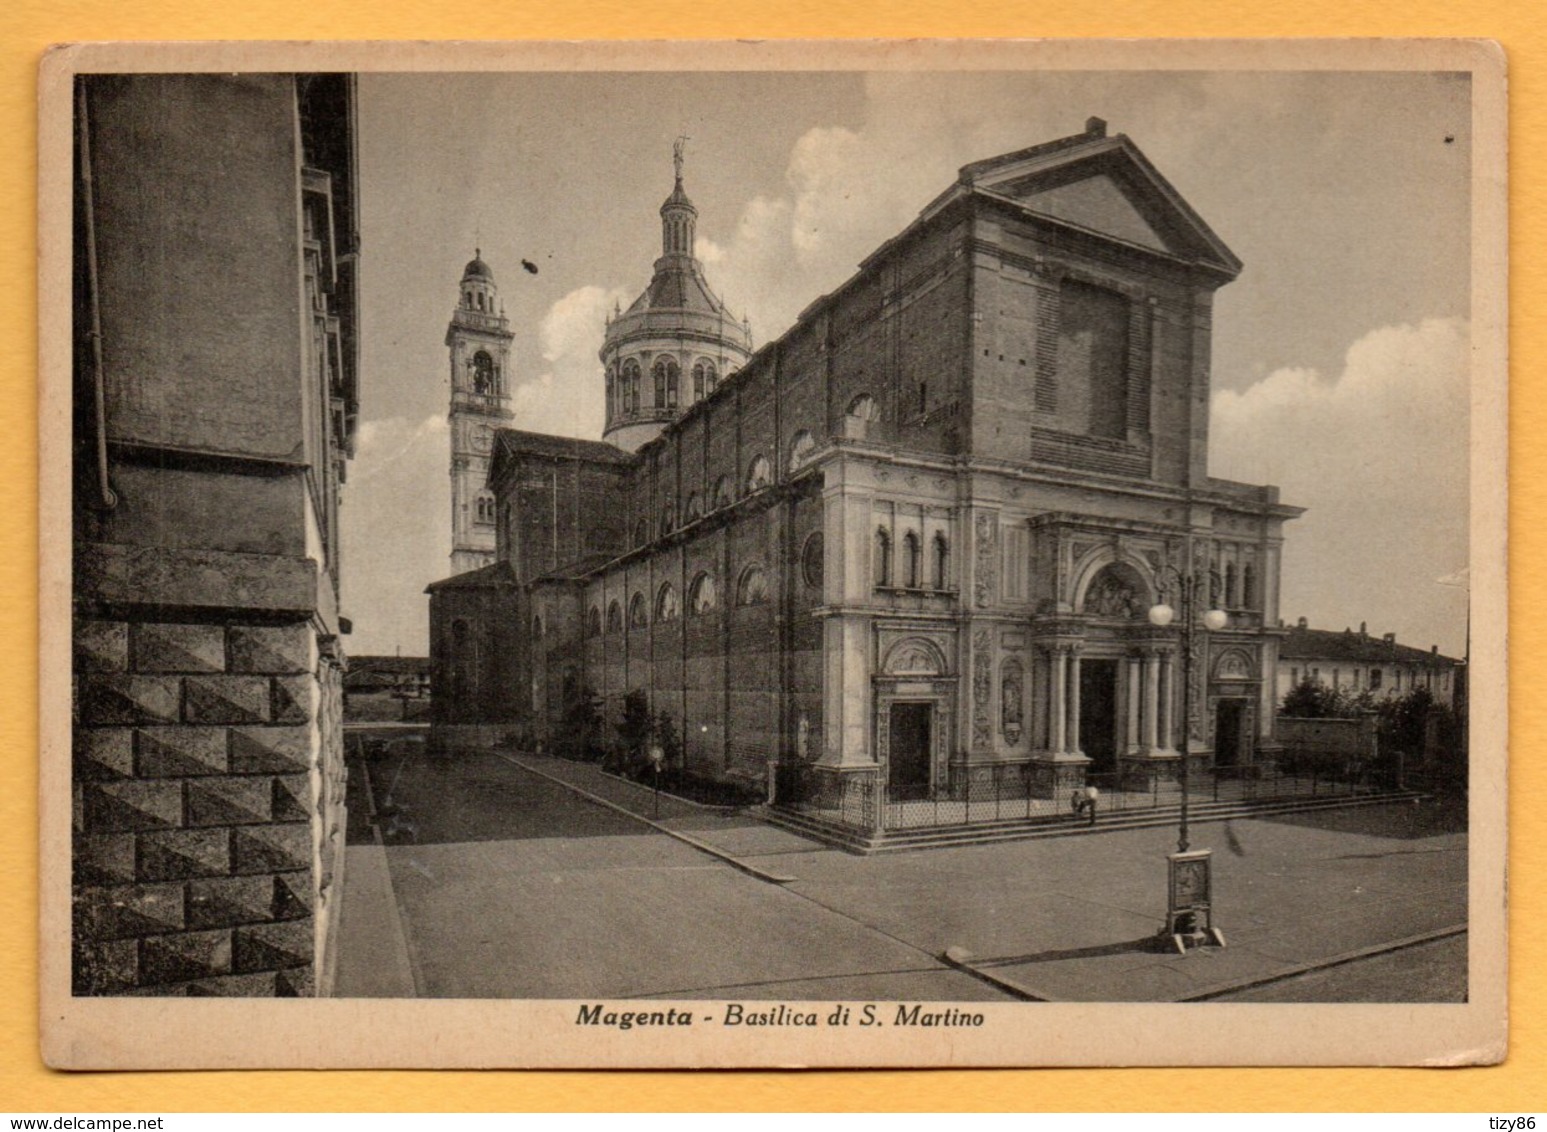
[[1018, 172, 1172, 254], [959, 131, 1241, 277]]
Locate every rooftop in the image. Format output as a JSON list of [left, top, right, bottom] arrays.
[[1280, 622, 1460, 666]]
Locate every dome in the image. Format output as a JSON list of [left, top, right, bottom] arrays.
[[462, 250, 495, 282]]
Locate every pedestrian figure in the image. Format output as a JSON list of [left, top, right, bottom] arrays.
[[1072, 784, 1099, 826]]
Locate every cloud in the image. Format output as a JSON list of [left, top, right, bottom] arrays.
[[1209, 317, 1470, 655], [509, 285, 629, 439]]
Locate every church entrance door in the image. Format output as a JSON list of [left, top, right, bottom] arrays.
[[887, 702, 932, 797], [1079, 659, 1119, 772], [1214, 699, 1246, 767]]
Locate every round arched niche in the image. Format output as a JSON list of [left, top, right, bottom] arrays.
[[882, 636, 947, 676], [1213, 648, 1256, 681], [1078, 560, 1151, 620]]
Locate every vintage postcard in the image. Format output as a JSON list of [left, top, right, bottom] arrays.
[[39, 38, 1506, 1069]]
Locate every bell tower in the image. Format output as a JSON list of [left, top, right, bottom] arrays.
[[445, 250, 515, 574]]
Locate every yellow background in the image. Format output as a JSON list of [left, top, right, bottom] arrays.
[[2, 0, 1535, 1113]]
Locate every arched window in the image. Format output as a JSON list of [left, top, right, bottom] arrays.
[[628, 592, 648, 629], [656, 582, 679, 622], [788, 430, 815, 473], [1242, 562, 1257, 608], [475, 493, 495, 525], [693, 359, 718, 400], [660, 503, 675, 535], [605, 365, 617, 419], [737, 565, 770, 606], [587, 606, 602, 637], [846, 392, 878, 421], [653, 357, 680, 409], [531, 613, 544, 639], [932, 532, 950, 590], [746, 454, 771, 493], [606, 600, 623, 634], [712, 475, 732, 510], [684, 492, 702, 523], [802, 532, 824, 589], [1225, 562, 1238, 607], [472, 350, 496, 395], [874, 528, 892, 588], [903, 531, 922, 589], [622, 358, 642, 414], [689, 572, 717, 614], [634, 517, 650, 546]]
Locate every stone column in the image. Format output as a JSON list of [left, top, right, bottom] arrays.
[[1068, 648, 1083, 755], [1143, 650, 1159, 753], [1125, 656, 1142, 753], [1160, 649, 1176, 752], [1050, 646, 1067, 754]]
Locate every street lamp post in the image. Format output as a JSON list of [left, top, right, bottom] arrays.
[[1148, 546, 1229, 954]]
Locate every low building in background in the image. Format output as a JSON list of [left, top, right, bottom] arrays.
[[343, 656, 433, 722], [1276, 618, 1463, 709]]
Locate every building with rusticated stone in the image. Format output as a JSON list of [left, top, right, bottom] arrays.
[[71, 74, 359, 995], [431, 121, 1301, 814]]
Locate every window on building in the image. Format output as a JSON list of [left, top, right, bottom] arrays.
[[1242, 562, 1257, 608], [1370, 668, 1383, 689], [653, 357, 680, 409], [588, 606, 602, 637], [656, 582, 679, 622], [746, 454, 771, 493], [917, 382, 928, 417], [693, 358, 717, 400], [1290, 667, 1299, 686], [634, 517, 650, 546], [933, 532, 950, 590], [684, 492, 702, 523], [903, 531, 921, 589], [802, 532, 824, 590], [690, 572, 717, 614], [622, 358, 642, 414], [660, 503, 675, 535], [629, 592, 648, 629], [847, 392, 878, 421], [531, 613, 543, 640], [605, 365, 616, 418], [1225, 562, 1238, 607], [606, 600, 623, 634], [788, 430, 815, 473], [737, 565, 770, 606], [874, 527, 892, 588], [472, 350, 496, 396], [712, 475, 732, 510]]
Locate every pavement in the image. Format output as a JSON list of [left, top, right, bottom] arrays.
[[333, 745, 1467, 1003]]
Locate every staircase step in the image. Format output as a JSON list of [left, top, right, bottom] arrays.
[[760, 791, 1424, 855]]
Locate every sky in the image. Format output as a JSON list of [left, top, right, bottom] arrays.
[[342, 69, 1473, 660]]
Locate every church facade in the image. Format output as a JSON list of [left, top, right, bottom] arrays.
[[429, 120, 1302, 810]]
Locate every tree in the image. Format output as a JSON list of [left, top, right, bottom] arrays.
[[1280, 678, 1373, 718]]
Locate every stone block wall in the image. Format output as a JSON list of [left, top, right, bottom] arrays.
[[72, 617, 339, 996]]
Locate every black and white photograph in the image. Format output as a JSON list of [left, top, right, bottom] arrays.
[[41, 39, 1506, 1069]]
